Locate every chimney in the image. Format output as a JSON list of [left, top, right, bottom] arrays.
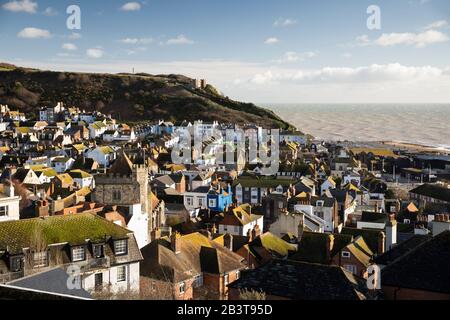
[[326, 234, 335, 262], [385, 215, 397, 251], [378, 231, 386, 254], [35, 200, 49, 218], [170, 232, 181, 254], [150, 228, 161, 242], [223, 233, 233, 251], [7, 182, 15, 198]]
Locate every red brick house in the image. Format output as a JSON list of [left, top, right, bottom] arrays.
[[140, 232, 246, 300]]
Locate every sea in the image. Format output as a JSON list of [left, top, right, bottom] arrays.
[[264, 104, 450, 150]]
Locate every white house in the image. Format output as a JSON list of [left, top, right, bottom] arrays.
[[218, 204, 264, 237], [85, 146, 117, 168], [89, 121, 108, 139], [321, 176, 336, 195], [69, 170, 94, 189], [51, 157, 75, 174], [184, 186, 210, 212], [0, 184, 21, 222]]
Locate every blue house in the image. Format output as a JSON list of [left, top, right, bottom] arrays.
[[207, 184, 233, 212]]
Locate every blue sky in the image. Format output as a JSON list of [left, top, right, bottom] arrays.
[[1, 0, 450, 103]]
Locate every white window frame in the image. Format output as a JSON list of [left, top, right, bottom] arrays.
[[114, 239, 128, 255], [224, 274, 229, 285], [341, 251, 351, 259], [33, 251, 48, 268], [117, 265, 127, 282], [72, 246, 86, 262], [0, 206, 8, 217], [185, 196, 194, 206], [179, 282, 186, 295], [208, 198, 217, 208]]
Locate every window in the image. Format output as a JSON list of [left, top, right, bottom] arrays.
[[117, 265, 127, 282], [224, 274, 229, 285], [193, 274, 203, 288], [185, 197, 193, 206], [72, 246, 86, 262], [93, 244, 104, 258], [33, 251, 48, 268], [341, 251, 351, 259], [0, 206, 8, 217], [114, 239, 128, 255], [112, 190, 122, 201], [317, 201, 324, 207], [198, 197, 205, 208], [179, 282, 186, 295], [208, 199, 216, 208], [344, 264, 357, 274], [10, 256, 23, 272], [95, 273, 103, 290]]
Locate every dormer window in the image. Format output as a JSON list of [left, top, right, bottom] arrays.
[[33, 251, 48, 268], [10, 256, 23, 272], [114, 239, 128, 256], [92, 244, 104, 258], [72, 246, 86, 262], [341, 251, 351, 259]]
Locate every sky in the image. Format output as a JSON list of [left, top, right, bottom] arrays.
[[1, 0, 450, 103]]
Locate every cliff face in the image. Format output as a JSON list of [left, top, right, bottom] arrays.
[[0, 64, 293, 129]]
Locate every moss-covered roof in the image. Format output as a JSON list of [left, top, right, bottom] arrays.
[[0, 213, 131, 253]]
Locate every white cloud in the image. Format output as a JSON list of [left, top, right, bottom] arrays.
[[354, 30, 449, 48], [119, 37, 153, 44], [69, 32, 82, 40], [264, 37, 279, 45], [2, 0, 37, 13], [247, 63, 444, 85], [276, 51, 317, 63], [120, 2, 141, 11], [342, 53, 352, 59], [425, 20, 448, 30], [86, 48, 104, 59], [273, 18, 297, 27], [375, 30, 449, 47], [166, 35, 194, 45], [43, 7, 58, 16], [17, 27, 51, 39], [62, 43, 77, 51]]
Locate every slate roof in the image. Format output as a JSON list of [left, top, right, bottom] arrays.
[[409, 184, 450, 202], [374, 234, 431, 266], [8, 268, 92, 299], [108, 152, 134, 176], [381, 231, 450, 294], [228, 259, 367, 300], [140, 232, 246, 283], [291, 232, 353, 264], [341, 227, 383, 255]]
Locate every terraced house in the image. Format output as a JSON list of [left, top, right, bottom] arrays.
[[0, 213, 142, 295], [233, 175, 296, 205]]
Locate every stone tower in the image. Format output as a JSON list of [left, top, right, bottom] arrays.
[[93, 150, 149, 215]]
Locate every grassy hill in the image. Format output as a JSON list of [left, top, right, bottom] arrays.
[[0, 63, 293, 129]]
